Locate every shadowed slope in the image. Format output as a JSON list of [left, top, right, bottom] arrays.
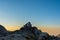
[[0, 22, 60, 40], [0, 25, 8, 37]]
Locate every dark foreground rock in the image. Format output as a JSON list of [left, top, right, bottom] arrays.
[[0, 22, 60, 40]]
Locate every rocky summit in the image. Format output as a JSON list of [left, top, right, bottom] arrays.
[[0, 22, 60, 40]]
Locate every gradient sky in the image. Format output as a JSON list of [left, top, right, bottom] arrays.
[[0, 0, 60, 35]]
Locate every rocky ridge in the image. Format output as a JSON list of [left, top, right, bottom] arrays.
[[0, 22, 60, 40]]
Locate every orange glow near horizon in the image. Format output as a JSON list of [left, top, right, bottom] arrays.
[[39, 27, 60, 35], [4, 25, 60, 36], [4, 25, 20, 31]]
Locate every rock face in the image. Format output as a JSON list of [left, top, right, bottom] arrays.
[[0, 22, 60, 40], [0, 25, 8, 37]]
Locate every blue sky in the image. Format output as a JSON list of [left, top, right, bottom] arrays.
[[0, 0, 60, 27]]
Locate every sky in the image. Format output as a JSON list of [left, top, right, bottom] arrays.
[[0, 0, 60, 35]]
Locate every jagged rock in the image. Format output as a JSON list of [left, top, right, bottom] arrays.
[[22, 22, 32, 30], [24, 22, 32, 28], [20, 22, 36, 40], [0, 34, 26, 40], [20, 22, 32, 32], [0, 25, 8, 37], [0, 22, 60, 40], [48, 35, 60, 40], [0, 25, 7, 32], [38, 32, 49, 40]]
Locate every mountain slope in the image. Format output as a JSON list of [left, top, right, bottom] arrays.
[[0, 22, 60, 40]]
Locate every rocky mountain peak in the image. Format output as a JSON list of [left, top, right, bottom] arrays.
[[0, 22, 60, 40], [23, 22, 32, 28]]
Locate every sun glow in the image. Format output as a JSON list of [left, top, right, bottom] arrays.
[[4, 25, 60, 35], [4, 25, 20, 31]]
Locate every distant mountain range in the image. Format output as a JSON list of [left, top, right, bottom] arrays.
[[0, 22, 60, 40]]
